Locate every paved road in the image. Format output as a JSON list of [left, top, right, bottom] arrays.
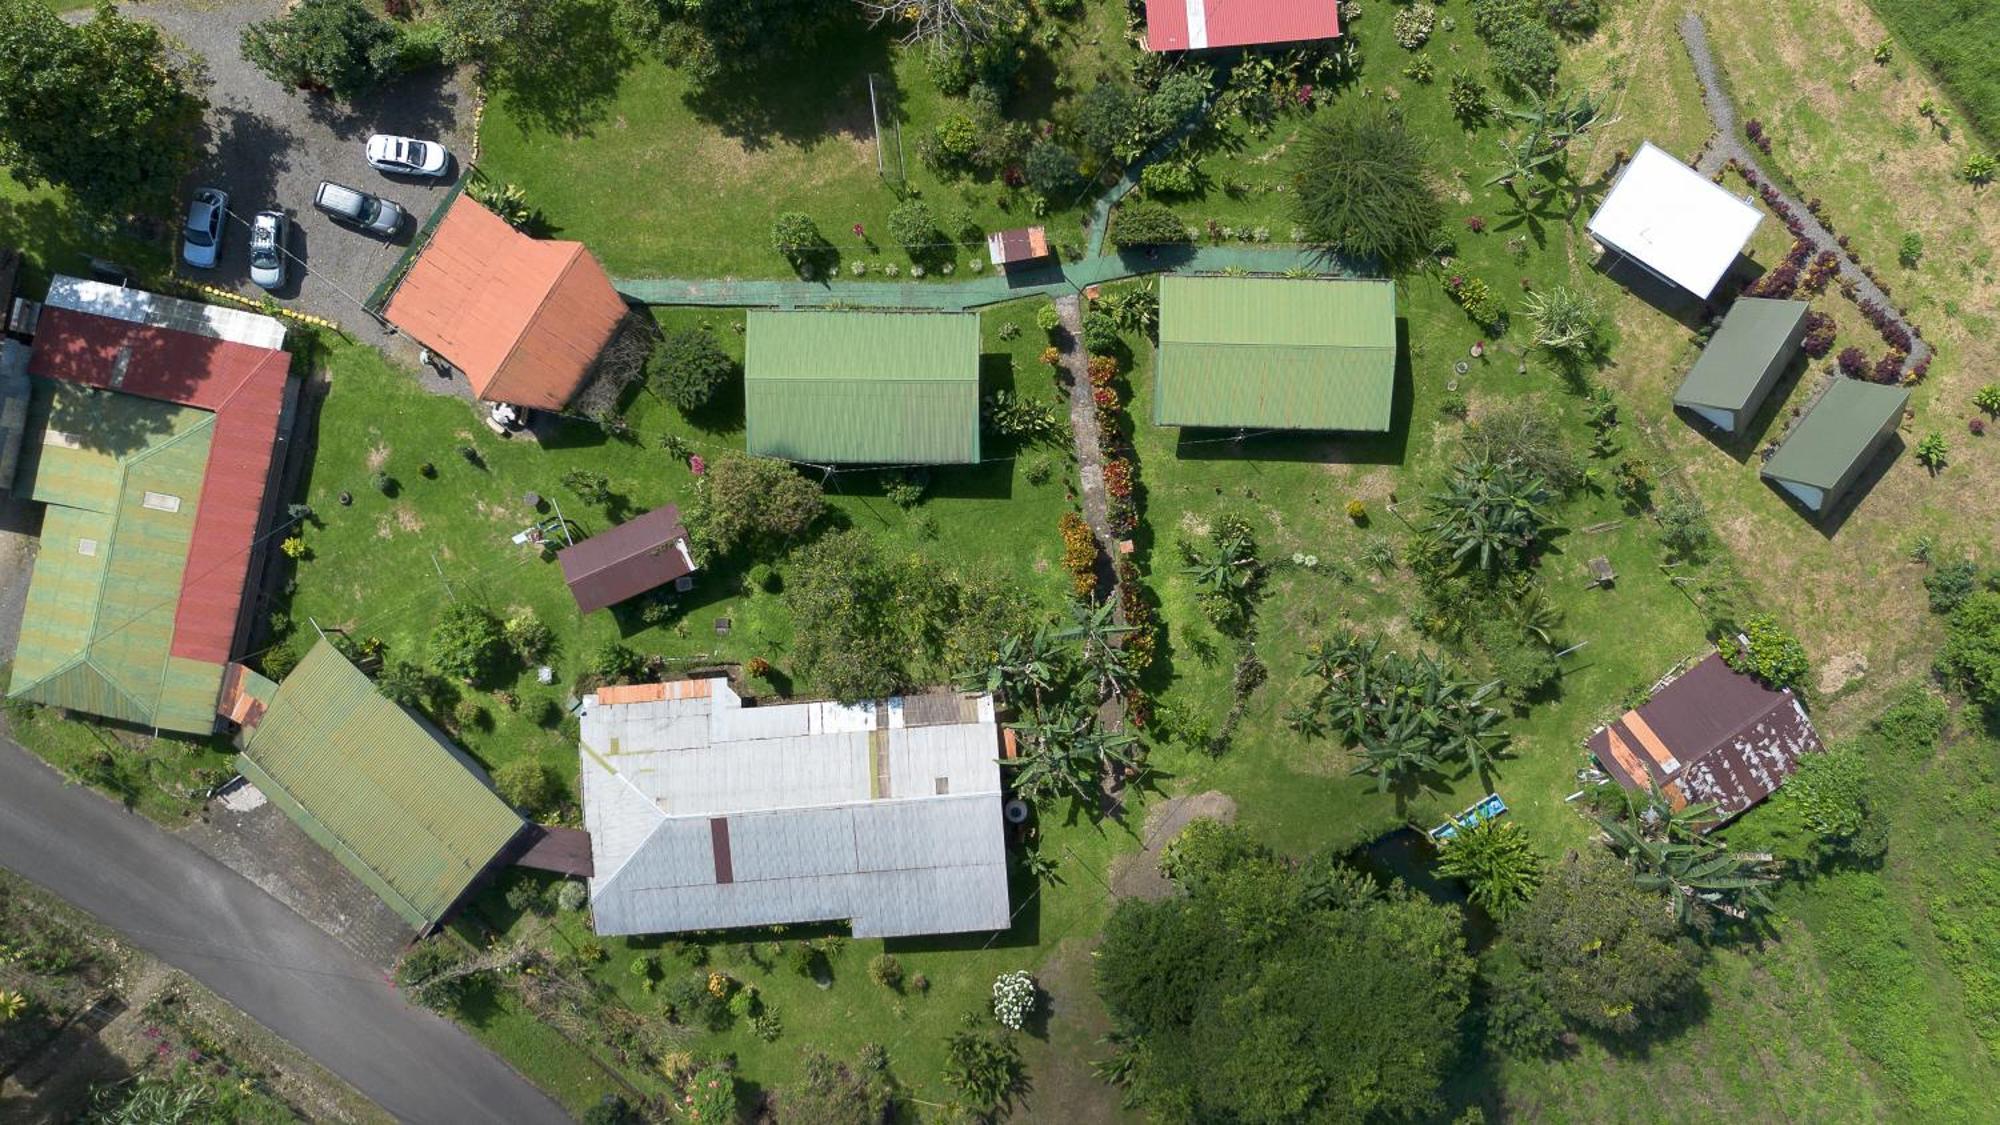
[[0, 736, 571, 1125]]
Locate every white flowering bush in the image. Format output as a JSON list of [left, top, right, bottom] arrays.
[[991, 970, 1037, 1030], [849, 260, 867, 276]]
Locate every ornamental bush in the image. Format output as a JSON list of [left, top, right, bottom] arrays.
[[494, 759, 563, 817], [888, 199, 938, 255], [992, 970, 1037, 1029], [1941, 591, 2000, 707], [1394, 4, 1437, 48], [1024, 139, 1082, 197], [1722, 613, 1810, 692], [1291, 102, 1443, 270], [649, 328, 735, 413], [1111, 200, 1193, 247], [428, 603, 507, 684], [1488, 21, 1561, 94]]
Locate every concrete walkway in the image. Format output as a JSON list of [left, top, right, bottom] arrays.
[[1679, 11, 1931, 379], [0, 737, 571, 1125]]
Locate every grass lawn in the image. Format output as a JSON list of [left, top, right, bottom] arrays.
[[2, 686, 236, 824], [1865, 0, 2000, 146], [476, 1, 1142, 280]]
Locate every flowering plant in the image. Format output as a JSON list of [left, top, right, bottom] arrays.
[[992, 970, 1037, 1030], [681, 1064, 735, 1121]]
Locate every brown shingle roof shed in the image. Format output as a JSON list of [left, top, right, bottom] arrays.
[[384, 196, 628, 412], [1586, 653, 1823, 825], [985, 226, 1050, 271], [557, 504, 696, 614]]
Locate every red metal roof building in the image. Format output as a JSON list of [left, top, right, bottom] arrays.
[[1143, 0, 1341, 51], [384, 195, 629, 412], [29, 279, 291, 668], [557, 504, 696, 614], [1587, 653, 1824, 825]]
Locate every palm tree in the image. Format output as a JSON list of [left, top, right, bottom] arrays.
[[1349, 700, 1446, 793], [1435, 818, 1543, 919], [1051, 598, 1137, 700], [1597, 808, 1779, 924], [961, 626, 1065, 708], [1007, 707, 1140, 804]]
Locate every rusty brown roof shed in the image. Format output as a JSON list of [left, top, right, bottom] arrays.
[[1586, 652, 1823, 825], [557, 504, 695, 614], [985, 226, 1051, 271]]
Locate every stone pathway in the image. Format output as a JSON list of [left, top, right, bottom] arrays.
[[1055, 295, 1113, 560], [1679, 11, 1931, 379]]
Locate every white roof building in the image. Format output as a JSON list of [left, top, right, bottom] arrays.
[[578, 678, 1012, 939], [1586, 141, 1763, 298]]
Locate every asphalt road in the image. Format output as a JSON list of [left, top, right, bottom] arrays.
[[0, 737, 572, 1125]]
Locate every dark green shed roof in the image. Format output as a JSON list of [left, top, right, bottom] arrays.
[[744, 310, 981, 464], [239, 640, 524, 930], [1153, 275, 1396, 431], [1675, 298, 1807, 413], [1762, 379, 1908, 490]]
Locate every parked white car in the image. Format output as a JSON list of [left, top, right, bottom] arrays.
[[365, 134, 450, 178], [180, 187, 228, 269], [249, 211, 289, 290]]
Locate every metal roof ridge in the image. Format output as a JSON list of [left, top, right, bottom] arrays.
[[580, 741, 671, 891], [654, 789, 1003, 822], [488, 238, 593, 403]]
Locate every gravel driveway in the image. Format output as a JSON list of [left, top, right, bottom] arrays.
[[124, 0, 474, 350]]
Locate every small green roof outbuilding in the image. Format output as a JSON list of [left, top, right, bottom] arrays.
[[745, 310, 981, 464], [1760, 379, 1908, 515], [1153, 275, 1397, 432], [1674, 298, 1808, 434], [237, 640, 525, 931]]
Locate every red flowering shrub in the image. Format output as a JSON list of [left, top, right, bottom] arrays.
[[1093, 385, 1120, 410], [1104, 458, 1134, 498], [1873, 349, 1907, 384], [1970, 417, 1986, 437], [1800, 311, 1837, 359], [1803, 251, 1840, 294], [1087, 355, 1118, 387], [1465, 215, 1486, 233], [1835, 346, 1869, 378], [1744, 118, 1772, 154]]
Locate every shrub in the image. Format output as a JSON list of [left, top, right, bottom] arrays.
[[1941, 592, 2000, 706], [883, 470, 927, 510], [1975, 383, 2000, 416], [1722, 613, 1810, 692], [648, 329, 734, 413], [1899, 232, 1923, 268], [1448, 72, 1492, 124], [556, 880, 588, 913], [1436, 819, 1542, 919], [1521, 285, 1599, 359], [1544, 0, 1604, 35], [991, 970, 1037, 1029], [1024, 139, 1082, 197], [1346, 499, 1367, 521], [428, 604, 507, 684], [1393, 3, 1437, 48], [502, 611, 554, 662], [1656, 487, 1712, 562], [869, 954, 905, 991], [686, 451, 826, 561], [561, 469, 611, 504], [942, 1024, 1023, 1114], [395, 938, 474, 1011], [1403, 54, 1436, 83], [1075, 81, 1140, 158], [1836, 346, 1870, 378], [586, 641, 643, 683], [1059, 512, 1098, 596], [1291, 102, 1443, 270], [494, 758, 563, 816], [772, 212, 830, 274], [1488, 21, 1561, 95], [1964, 152, 1997, 185], [1082, 311, 1121, 354], [1915, 431, 1949, 472], [1800, 311, 1837, 358], [371, 470, 393, 495], [280, 535, 307, 559], [375, 660, 436, 708], [1139, 160, 1198, 196], [467, 180, 534, 231], [1035, 302, 1063, 335], [1111, 200, 1193, 247], [684, 1065, 736, 1124], [260, 640, 302, 681], [1444, 274, 1502, 328], [1503, 851, 1701, 1034], [887, 199, 938, 255]]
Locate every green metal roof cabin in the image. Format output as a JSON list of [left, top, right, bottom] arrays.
[[1674, 298, 1808, 433], [237, 640, 525, 932], [744, 310, 981, 464], [5, 382, 228, 733], [1760, 379, 1909, 515], [1153, 275, 1397, 432]]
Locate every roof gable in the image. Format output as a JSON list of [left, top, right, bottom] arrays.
[[1144, 0, 1341, 50], [745, 310, 981, 464], [1675, 298, 1807, 412], [240, 640, 524, 929], [1154, 275, 1396, 431], [383, 196, 628, 411], [1587, 142, 1763, 297], [1762, 379, 1908, 489], [558, 504, 695, 613]]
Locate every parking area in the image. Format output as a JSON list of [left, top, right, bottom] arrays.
[[125, 0, 474, 350]]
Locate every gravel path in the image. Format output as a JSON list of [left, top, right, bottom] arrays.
[[1056, 295, 1113, 557], [1679, 11, 1931, 379], [124, 0, 473, 353]]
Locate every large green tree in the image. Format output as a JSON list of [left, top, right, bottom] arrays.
[[1942, 590, 2000, 707], [1290, 100, 1443, 271], [432, 0, 563, 65], [785, 530, 915, 702], [612, 0, 836, 87], [1096, 822, 1473, 1122], [240, 0, 403, 102], [1501, 850, 1702, 1035], [0, 0, 203, 217], [685, 451, 826, 561]]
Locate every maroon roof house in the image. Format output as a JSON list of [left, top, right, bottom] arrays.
[[1586, 653, 1823, 825], [558, 505, 695, 614], [986, 226, 1052, 273]]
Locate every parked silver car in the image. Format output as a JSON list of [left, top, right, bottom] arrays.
[[249, 211, 289, 290], [365, 134, 450, 178], [180, 187, 228, 269], [313, 181, 405, 237]]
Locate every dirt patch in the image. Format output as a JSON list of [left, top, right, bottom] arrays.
[[1177, 510, 1212, 540], [1818, 650, 1868, 696], [395, 505, 425, 534], [365, 442, 390, 471], [1106, 790, 1237, 901]]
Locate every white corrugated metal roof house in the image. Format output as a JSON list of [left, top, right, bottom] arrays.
[[578, 678, 1012, 939], [1587, 141, 1763, 298]]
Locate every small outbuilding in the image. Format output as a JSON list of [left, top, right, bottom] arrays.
[[1674, 298, 1809, 433], [1153, 275, 1396, 432], [1760, 378, 1908, 514], [1588, 141, 1763, 299], [557, 503, 696, 614], [235, 639, 526, 932], [383, 195, 629, 412], [985, 226, 1052, 273], [1588, 652, 1823, 825], [744, 309, 980, 465], [1143, 0, 1340, 51]]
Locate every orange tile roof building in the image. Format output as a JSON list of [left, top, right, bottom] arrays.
[[384, 196, 628, 412]]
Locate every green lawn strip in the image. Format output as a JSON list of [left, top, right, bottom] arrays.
[[1864, 0, 2000, 146], [2, 680, 234, 824], [0, 167, 167, 292]]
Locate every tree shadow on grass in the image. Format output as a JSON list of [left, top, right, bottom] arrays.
[[487, 0, 635, 138], [679, 21, 895, 152]]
